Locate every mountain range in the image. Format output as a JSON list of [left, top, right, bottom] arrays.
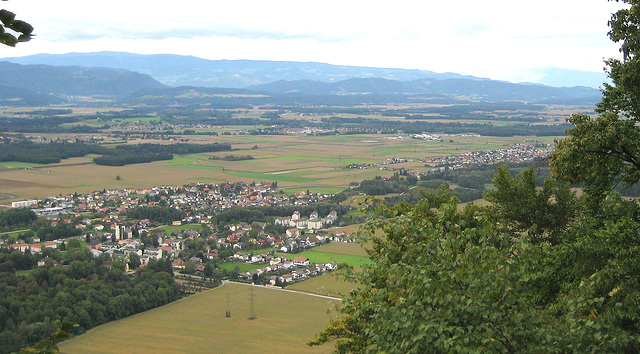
[[0, 51, 483, 88], [0, 52, 605, 106]]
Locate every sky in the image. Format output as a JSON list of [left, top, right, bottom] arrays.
[[0, 0, 628, 83]]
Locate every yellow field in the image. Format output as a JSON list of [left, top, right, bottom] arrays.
[[286, 271, 357, 297], [59, 282, 340, 354]]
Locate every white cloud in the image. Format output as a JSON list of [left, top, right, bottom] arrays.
[[0, 0, 628, 82]]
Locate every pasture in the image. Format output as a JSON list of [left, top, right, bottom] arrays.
[[286, 270, 357, 297], [58, 282, 340, 353], [278, 241, 372, 269], [284, 242, 372, 296]]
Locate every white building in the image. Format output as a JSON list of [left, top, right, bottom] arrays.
[[11, 199, 38, 208]]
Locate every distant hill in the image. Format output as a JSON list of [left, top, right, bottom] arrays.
[[0, 54, 603, 105], [0, 51, 607, 89], [0, 62, 166, 99], [528, 67, 608, 89], [0, 84, 66, 106], [0, 51, 485, 88], [249, 77, 602, 103]]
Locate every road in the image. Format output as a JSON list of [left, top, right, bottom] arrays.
[[221, 279, 342, 301]]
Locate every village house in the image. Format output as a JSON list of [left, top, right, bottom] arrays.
[[293, 256, 310, 266]]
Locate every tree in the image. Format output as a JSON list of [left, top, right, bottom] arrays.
[[310, 3, 640, 351], [203, 263, 214, 278], [310, 193, 565, 352], [551, 0, 640, 199], [483, 165, 577, 244], [0, 9, 33, 46], [128, 253, 141, 270]]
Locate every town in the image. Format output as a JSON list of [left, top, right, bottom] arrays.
[[421, 142, 552, 171], [1, 181, 354, 288]]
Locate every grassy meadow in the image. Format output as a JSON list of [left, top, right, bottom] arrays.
[[58, 282, 340, 353], [284, 242, 372, 296]]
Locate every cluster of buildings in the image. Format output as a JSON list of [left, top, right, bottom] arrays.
[[234, 253, 339, 285], [12, 182, 332, 218], [346, 157, 412, 170], [421, 143, 552, 171], [274, 210, 337, 230]]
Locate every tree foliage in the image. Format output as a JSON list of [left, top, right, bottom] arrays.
[[484, 165, 577, 244], [0, 254, 179, 352], [0, 9, 33, 47], [551, 0, 640, 196], [311, 184, 640, 352], [311, 3, 640, 352]]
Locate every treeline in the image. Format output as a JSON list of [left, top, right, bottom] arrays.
[[122, 206, 186, 224], [0, 208, 37, 232], [0, 140, 232, 166], [93, 143, 232, 166], [0, 116, 100, 133], [319, 117, 571, 137], [0, 247, 179, 352], [0, 140, 101, 164], [209, 154, 254, 161], [25, 109, 73, 116], [382, 102, 547, 122], [93, 152, 173, 166]]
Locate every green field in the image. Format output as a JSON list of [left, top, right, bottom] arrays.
[[155, 223, 204, 235], [219, 261, 265, 273], [313, 241, 370, 257], [59, 282, 340, 353], [279, 242, 372, 268], [0, 162, 45, 168]]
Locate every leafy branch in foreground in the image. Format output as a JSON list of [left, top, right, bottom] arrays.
[[310, 174, 640, 352], [0, 9, 33, 46]]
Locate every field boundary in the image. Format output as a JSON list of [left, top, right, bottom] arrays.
[[222, 280, 342, 301]]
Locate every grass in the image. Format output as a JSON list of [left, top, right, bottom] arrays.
[[155, 223, 204, 235], [218, 261, 265, 273], [58, 282, 339, 353], [313, 242, 370, 257], [280, 249, 372, 268], [286, 270, 357, 297], [226, 171, 323, 183], [0, 162, 45, 168], [279, 186, 346, 194]]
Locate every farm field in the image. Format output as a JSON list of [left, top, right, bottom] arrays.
[[0, 132, 559, 204], [58, 282, 340, 353], [279, 240, 372, 268], [280, 241, 372, 297], [286, 270, 357, 297]]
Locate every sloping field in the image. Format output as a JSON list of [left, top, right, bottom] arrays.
[[286, 271, 358, 298], [59, 282, 340, 353]]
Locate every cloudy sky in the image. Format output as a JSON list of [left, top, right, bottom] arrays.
[[0, 0, 627, 83]]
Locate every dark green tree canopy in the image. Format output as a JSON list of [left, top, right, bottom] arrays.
[[0, 8, 33, 46]]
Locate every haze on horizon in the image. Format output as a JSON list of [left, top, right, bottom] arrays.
[[0, 0, 627, 85]]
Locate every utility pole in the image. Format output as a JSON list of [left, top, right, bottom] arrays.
[[248, 285, 256, 320], [225, 289, 231, 318]]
